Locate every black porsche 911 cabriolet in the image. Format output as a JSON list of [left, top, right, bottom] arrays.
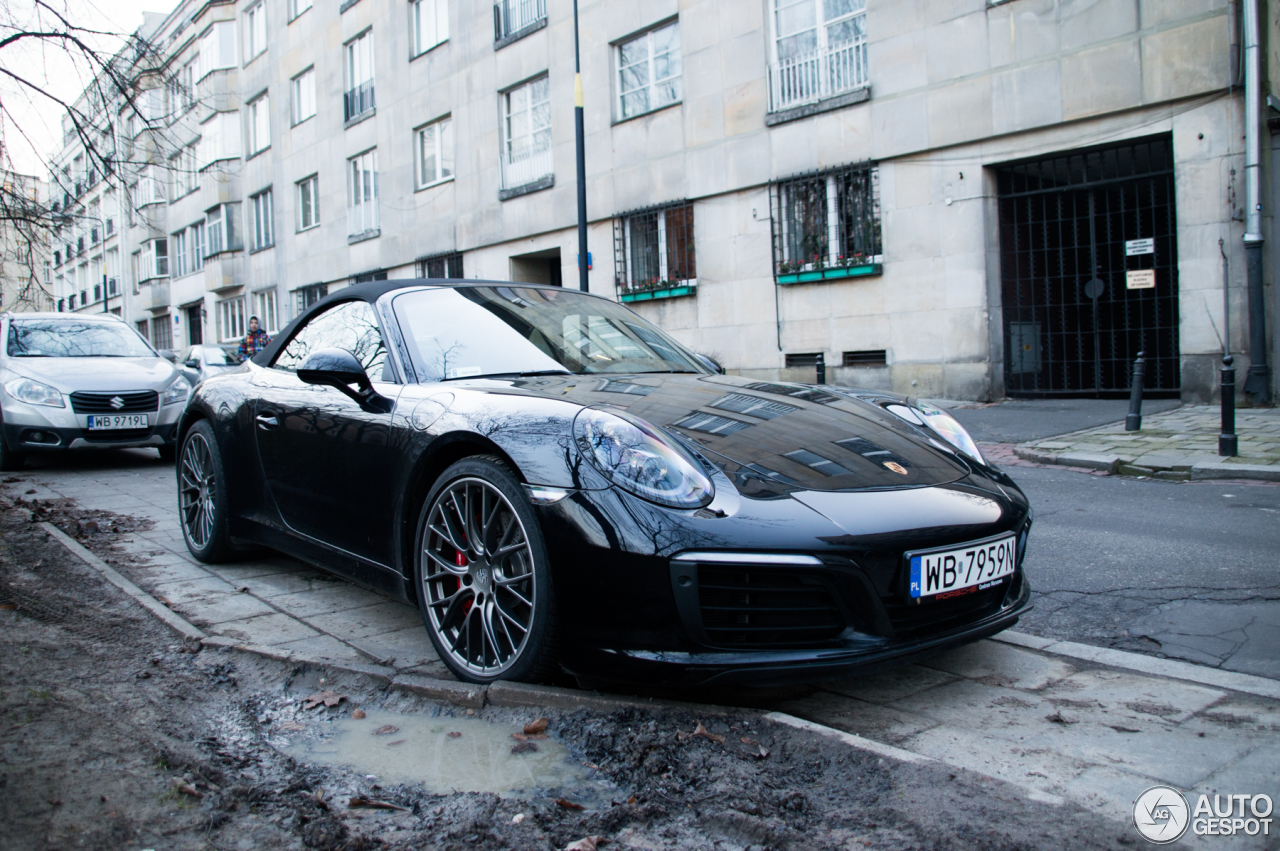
[[175, 279, 1031, 686]]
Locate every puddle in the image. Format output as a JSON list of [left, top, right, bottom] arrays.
[[280, 708, 614, 802]]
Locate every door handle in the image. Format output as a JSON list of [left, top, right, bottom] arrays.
[[255, 414, 278, 430]]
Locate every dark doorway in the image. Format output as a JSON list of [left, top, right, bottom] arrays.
[[509, 248, 562, 287], [996, 135, 1179, 397], [186, 304, 203, 345]]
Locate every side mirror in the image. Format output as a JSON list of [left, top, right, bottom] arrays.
[[694, 353, 725, 375], [160, 349, 178, 363], [184, 358, 200, 369], [297, 347, 393, 413]]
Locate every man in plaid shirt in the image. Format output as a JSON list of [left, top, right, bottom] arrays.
[[238, 315, 271, 361]]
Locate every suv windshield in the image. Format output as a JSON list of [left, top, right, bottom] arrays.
[[393, 286, 704, 381], [7, 319, 156, 358], [201, 346, 241, 365]]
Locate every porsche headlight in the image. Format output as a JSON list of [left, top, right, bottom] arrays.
[[161, 377, 190, 406], [574, 407, 713, 509], [4, 377, 64, 408], [917, 402, 985, 465]]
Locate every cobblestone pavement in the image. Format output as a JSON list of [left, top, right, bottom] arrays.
[[1014, 405, 1280, 481], [4, 450, 1278, 833]]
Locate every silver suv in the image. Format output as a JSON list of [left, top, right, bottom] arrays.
[[0, 312, 189, 470]]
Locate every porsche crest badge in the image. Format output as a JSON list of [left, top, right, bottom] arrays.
[[883, 461, 908, 475]]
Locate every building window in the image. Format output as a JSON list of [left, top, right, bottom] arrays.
[[494, 0, 546, 42], [218, 296, 247, 342], [501, 76, 551, 191], [413, 0, 448, 55], [613, 201, 696, 295], [189, 221, 206, 271], [347, 149, 378, 237], [297, 174, 320, 230], [290, 0, 312, 20], [253, 288, 279, 333], [295, 282, 328, 315], [198, 110, 242, 168], [415, 116, 453, 188], [245, 2, 267, 61], [770, 161, 881, 279], [251, 189, 274, 250], [197, 21, 237, 81], [180, 57, 198, 110], [206, 203, 241, 256], [135, 318, 148, 340], [248, 92, 270, 154], [170, 144, 198, 198], [344, 30, 375, 123], [171, 230, 188, 277], [138, 165, 164, 205], [292, 67, 315, 125], [617, 21, 681, 120], [151, 316, 173, 350], [140, 238, 168, 280], [416, 251, 463, 278], [767, 0, 867, 113]]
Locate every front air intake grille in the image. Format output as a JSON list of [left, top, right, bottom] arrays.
[[70, 390, 159, 414], [83, 428, 153, 443], [882, 584, 1005, 639], [697, 566, 846, 648]]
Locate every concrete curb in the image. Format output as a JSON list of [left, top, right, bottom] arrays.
[[1015, 445, 1280, 482], [994, 631, 1280, 701], [42, 521, 207, 643], [761, 711, 1066, 807]]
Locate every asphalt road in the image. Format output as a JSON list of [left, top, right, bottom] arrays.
[[947, 397, 1183, 444]]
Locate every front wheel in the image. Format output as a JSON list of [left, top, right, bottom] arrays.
[[177, 420, 234, 562], [414, 456, 558, 684]]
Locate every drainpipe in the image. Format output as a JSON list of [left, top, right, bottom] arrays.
[[1241, 0, 1271, 402]]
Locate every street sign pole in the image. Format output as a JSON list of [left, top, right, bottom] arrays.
[[573, 0, 589, 292]]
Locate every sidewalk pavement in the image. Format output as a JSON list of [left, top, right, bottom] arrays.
[[3, 452, 1278, 832], [1013, 405, 1280, 481]]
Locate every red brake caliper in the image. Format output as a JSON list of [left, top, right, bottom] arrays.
[[455, 550, 472, 615]]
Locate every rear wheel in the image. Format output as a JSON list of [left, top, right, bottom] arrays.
[[177, 420, 234, 562], [414, 456, 558, 684]]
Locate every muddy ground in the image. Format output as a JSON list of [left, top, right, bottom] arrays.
[[0, 492, 1138, 850]]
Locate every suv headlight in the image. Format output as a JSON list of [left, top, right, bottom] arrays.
[[4, 377, 64, 408], [916, 402, 985, 465], [161, 377, 190, 406], [574, 407, 713, 509]]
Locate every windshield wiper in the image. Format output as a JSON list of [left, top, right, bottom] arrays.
[[441, 369, 575, 381]]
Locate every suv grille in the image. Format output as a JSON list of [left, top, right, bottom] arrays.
[[698, 566, 846, 648], [69, 390, 159, 414]]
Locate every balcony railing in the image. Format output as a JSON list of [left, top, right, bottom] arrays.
[[344, 81, 375, 122], [501, 147, 552, 191], [768, 37, 868, 113], [494, 0, 545, 41]]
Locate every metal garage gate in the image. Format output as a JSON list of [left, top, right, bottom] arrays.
[[996, 135, 1179, 397]]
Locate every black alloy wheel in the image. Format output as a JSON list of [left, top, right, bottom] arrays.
[[177, 420, 233, 562], [414, 456, 558, 684]]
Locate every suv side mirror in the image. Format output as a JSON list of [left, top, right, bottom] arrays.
[[297, 347, 393, 413], [184, 358, 200, 369]]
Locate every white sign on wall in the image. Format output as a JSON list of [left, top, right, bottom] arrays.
[[1125, 238, 1155, 256]]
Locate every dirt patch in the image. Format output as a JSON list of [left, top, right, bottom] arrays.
[[0, 498, 1137, 850]]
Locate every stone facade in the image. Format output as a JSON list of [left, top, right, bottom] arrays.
[[47, 0, 1276, 402]]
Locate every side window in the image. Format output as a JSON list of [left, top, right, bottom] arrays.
[[272, 300, 390, 379]]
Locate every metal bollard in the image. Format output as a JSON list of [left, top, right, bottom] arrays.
[[815, 353, 826, 385], [1220, 354, 1238, 457], [1125, 351, 1146, 431]]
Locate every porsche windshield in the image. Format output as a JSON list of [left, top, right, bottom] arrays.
[[393, 286, 704, 381], [6, 319, 156, 358]]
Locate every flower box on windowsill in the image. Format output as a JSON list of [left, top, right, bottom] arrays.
[[619, 281, 697, 303], [776, 263, 882, 284]]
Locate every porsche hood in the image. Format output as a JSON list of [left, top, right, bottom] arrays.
[[498, 373, 972, 494]]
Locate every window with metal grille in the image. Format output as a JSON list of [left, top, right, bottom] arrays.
[[151, 315, 173, 349], [494, 0, 545, 43], [295, 283, 328, 314], [784, 352, 823, 367], [767, 0, 867, 113], [842, 349, 885, 365], [771, 161, 881, 279], [416, 251, 463, 278], [351, 269, 387, 284], [613, 201, 696, 295]]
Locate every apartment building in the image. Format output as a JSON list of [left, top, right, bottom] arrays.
[[48, 0, 1277, 402], [0, 171, 52, 313]]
